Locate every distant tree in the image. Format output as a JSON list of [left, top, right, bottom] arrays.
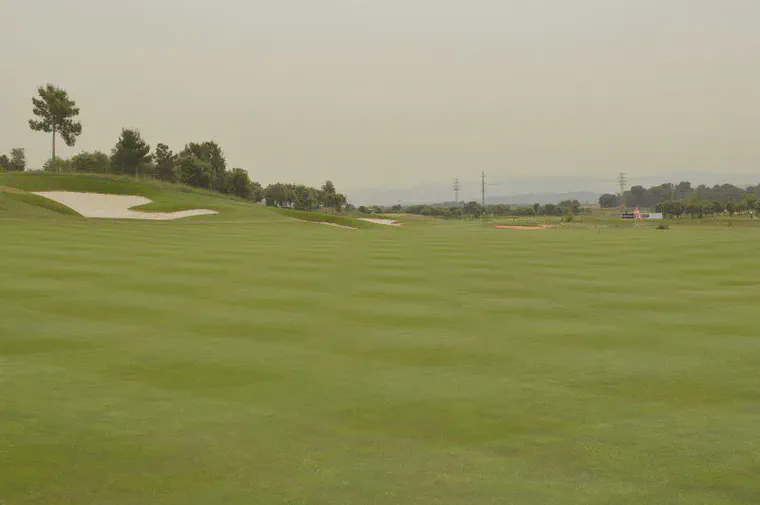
[[669, 200, 685, 219], [70, 151, 110, 173], [599, 193, 621, 208], [321, 180, 336, 195], [685, 200, 702, 219], [177, 155, 212, 188], [179, 141, 226, 190], [292, 184, 319, 211], [8, 148, 26, 171], [712, 200, 725, 216], [676, 181, 693, 200], [0, 154, 9, 171], [154, 143, 178, 182], [344, 203, 356, 212], [110, 129, 152, 177], [43, 157, 72, 172], [250, 181, 264, 203], [463, 201, 485, 218], [264, 183, 294, 207], [726, 199, 736, 216], [558, 199, 581, 215], [735, 199, 748, 215], [28, 84, 82, 164], [224, 168, 256, 199], [746, 195, 759, 218]]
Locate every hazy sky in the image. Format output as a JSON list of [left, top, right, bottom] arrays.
[[3, 0, 759, 192]]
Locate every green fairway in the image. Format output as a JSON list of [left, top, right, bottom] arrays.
[[2, 198, 760, 503]]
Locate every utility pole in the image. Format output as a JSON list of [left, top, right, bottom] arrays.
[[481, 171, 486, 207], [617, 172, 628, 207], [453, 178, 461, 203]]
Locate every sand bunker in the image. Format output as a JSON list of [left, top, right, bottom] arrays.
[[34, 192, 218, 220], [494, 225, 550, 230], [358, 218, 402, 226], [315, 221, 356, 230]]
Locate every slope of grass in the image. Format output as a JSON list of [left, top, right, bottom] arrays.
[[1, 217, 760, 504], [1, 190, 82, 216], [0, 192, 80, 220], [272, 207, 383, 229], [0, 172, 282, 221]]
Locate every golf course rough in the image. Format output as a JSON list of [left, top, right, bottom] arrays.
[[1, 175, 760, 504]]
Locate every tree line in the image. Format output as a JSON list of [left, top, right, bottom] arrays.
[[0, 148, 26, 172], [599, 182, 760, 217], [7, 83, 348, 209], [362, 199, 585, 219]]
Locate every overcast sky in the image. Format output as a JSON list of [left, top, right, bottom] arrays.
[[2, 0, 759, 192]]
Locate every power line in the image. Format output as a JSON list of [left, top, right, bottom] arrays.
[[453, 178, 461, 203]]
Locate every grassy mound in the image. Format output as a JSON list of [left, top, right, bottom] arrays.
[[0, 172, 283, 221], [272, 208, 384, 229]]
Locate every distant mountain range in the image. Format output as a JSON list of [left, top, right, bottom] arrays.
[[346, 172, 759, 206]]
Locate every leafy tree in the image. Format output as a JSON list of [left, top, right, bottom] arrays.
[[676, 181, 693, 200], [43, 157, 72, 172], [292, 185, 319, 211], [558, 199, 581, 215], [735, 199, 748, 215], [685, 200, 702, 219], [463, 201, 485, 218], [177, 155, 212, 188], [70, 151, 110, 173], [264, 183, 295, 207], [8, 148, 26, 171], [154, 143, 178, 182], [712, 201, 725, 215], [0, 154, 9, 171], [726, 199, 736, 216], [180, 141, 226, 190], [746, 195, 759, 218], [224, 168, 256, 199], [250, 181, 264, 203], [28, 84, 82, 164], [599, 193, 620, 208], [110, 129, 152, 177]]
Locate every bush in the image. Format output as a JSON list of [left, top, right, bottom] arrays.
[[656, 224, 670, 230], [562, 213, 574, 223]]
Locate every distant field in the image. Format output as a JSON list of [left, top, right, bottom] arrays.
[[2, 177, 760, 504]]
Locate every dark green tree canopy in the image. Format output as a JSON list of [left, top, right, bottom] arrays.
[[599, 193, 622, 208], [177, 155, 212, 189], [8, 148, 26, 171], [29, 84, 83, 153], [70, 151, 110, 173], [154, 143, 178, 183], [111, 129, 152, 176], [180, 141, 226, 190]]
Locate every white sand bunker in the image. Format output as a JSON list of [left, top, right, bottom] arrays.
[[358, 218, 402, 226], [34, 192, 218, 220], [315, 221, 356, 230]]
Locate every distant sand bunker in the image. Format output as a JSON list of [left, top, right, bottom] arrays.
[[315, 221, 356, 230], [357, 218, 402, 226], [34, 192, 218, 220], [494, 225, 550, 230]]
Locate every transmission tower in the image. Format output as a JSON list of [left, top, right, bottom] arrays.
[[618, 172, 628, 207], [481, 171, 486, 207], [453, 178, 461, 203]]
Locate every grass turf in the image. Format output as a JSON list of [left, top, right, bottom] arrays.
[[2, 196, 760, 503]]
